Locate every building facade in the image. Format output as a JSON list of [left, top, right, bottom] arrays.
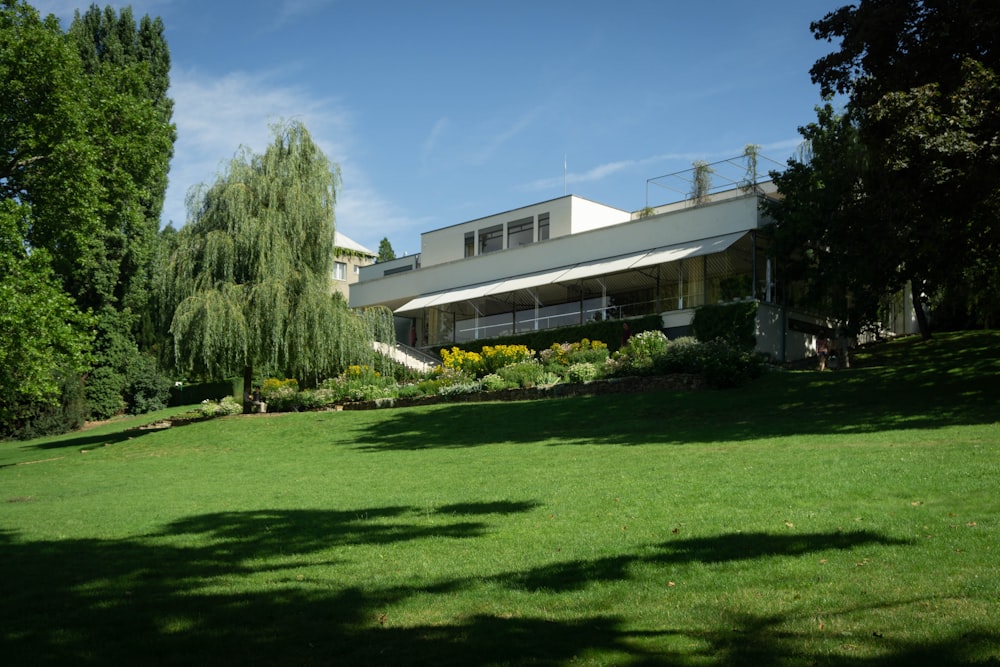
[[351, 184, 786, 345], [332, 231, 376, 301]]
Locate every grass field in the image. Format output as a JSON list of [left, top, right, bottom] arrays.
[[2, 332, 998, 665]]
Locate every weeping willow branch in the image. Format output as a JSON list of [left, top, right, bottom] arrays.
[[159, 119, 395, 383]]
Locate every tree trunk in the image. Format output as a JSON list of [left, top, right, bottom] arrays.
[[910, 278, 932, 340], [243, 365, 253, 414]]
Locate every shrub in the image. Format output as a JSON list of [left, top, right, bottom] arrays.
[[320, 365, 398, 403], [438, 347, 483, 376], [438, 380, 482, 398], [697, 339, 766, 389], [497, 360, 547, 388], [692, 301, 758, 350], [614, 330, 669, 375], [197, 397, 241, 417], [85, 364, 126, 419], [480, 373, 510, 392], [218, 396, 244, 415], [479, 345, 534, 374], [125, 353, 171, 415], [567, 362, 601, 383], [540, 338, 609, 367], [651, 337, 704, 374], [439, 344, 534, 378], [261, 378, 301, 412], [397, 383, 428, 399]]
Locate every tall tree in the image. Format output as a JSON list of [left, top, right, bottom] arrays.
[[67, 4, 174, 318], [66, 4, 176, 417], [807, 0, 1000, 337], [1, 1, 176, 422], [377, 236, 396, 263], [159, 121, 395, 397], [763, 105, 897, 335]]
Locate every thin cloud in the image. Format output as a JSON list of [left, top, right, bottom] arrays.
[[421, 117, 450, 165], [468, 106, 544, 165], [164, 66, 350, 226], [274, 0, 339, 29]]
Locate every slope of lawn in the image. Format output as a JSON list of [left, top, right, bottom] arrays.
[[2, 331, 998, 665]]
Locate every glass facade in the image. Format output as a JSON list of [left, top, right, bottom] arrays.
[[418, 235, 762, 347]]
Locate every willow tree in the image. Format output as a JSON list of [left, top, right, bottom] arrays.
[[159, 121, 394, 394]]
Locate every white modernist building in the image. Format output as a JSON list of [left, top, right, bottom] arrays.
[[349, 179, 920, 361]]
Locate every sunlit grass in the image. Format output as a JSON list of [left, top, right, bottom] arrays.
[[1, 331, 998, 665]]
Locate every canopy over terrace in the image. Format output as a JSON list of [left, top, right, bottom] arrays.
[[396, 231, 760, 345]]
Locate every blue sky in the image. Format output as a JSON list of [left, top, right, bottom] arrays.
[[37, 0, 845, 255]]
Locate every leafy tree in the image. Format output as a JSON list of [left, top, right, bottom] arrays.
[[0, 1, 176, 422], [377, 236, 396, 263], [805, 0, 1000, 337], [763, 105, 897, 336], [159, 121, 395, 399], [64, 5, 176, 416], [0, 201, 94, 437]]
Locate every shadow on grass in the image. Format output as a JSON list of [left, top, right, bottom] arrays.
[[4, 507, 996, 666], [496, 529, 913, 593], [351, 332, 1000, 451]]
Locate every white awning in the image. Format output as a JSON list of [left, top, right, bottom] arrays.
[[394, 281, 499, 314], [486, 267, 574, 295], [632, 231, 746, 270]]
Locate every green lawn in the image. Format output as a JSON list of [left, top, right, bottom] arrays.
[[2, 332, 998, 665]]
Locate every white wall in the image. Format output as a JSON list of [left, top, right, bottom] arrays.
[[416, 196, 630, 268]]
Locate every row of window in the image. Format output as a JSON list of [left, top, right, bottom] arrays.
[[463, 213, 550, 258], [334, 262, 362, 281]]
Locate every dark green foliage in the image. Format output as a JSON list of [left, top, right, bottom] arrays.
[[692, 301, 758, 350], [0, 202, 94, 435], [796, 0, 1000, 337], [2, 372, 89, 441], [124, 353, 171, 414], [496, 362, 548, 388], [168, 380, 235, 407], [695, 340, 767, 389], [377, 237, 396, 263]]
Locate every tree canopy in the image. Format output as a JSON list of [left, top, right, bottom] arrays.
[[377, 236, 396, 263], [770, 0, 1000, 337], [159, 120, 395, 393], [1, 0, 176, 429]]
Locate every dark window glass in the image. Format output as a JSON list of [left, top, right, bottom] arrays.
[[538, 213, 550, 241], [479, 225, 503, 254]]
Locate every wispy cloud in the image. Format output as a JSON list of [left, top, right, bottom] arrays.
[[468, 106, 544, 165], [164, 66, 350, 226], [421, 117, 450, 165], [274, 0, 339, 29], [165, 66, 421, 250]]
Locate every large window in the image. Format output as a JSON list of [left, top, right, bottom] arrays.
[[478, 224, 503, 254], [507, 217, 534, 248]]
